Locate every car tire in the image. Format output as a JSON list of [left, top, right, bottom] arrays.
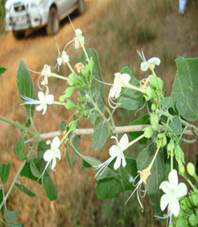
[[46, 7, 59, 35], [13, 31, 25, 39], [77, 0, 85, 14]]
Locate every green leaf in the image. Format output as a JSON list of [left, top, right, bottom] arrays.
[[16, 61, 35, 119], [96, 157, 137, 199], [0, 189, 3, 204], [0, 67, 6, 75], [96, 177, 122, 199], [81, 155, 101, 168], [42, 174, 57, 201], [136, 144, 166, 194], [172, 57, 198, 121], [0, 163, 10, 183], [92, 121, 110, 150], [4, 209, 20, 223], [15, 183, 36, 197], [16, 137, 26, 161], [169, 116, 183, 135], [20, 162, 40, 182]]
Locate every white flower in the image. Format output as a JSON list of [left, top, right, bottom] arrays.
[[96, 134, 128, 176], [159, 169, 187, 217], [109, 72, 131, 99], [57, 51, 70, 66], [138, 50, 160, 72], [43, 136, 61, 170], [74, 28, 85, 49], [41, 64, 51, 86], [23, 91, 54, 115]]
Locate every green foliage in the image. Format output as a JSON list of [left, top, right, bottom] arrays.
[[16, 61, 35, 119], [0, 163, 10, 183], [15, 183, 36, 197], [172, 57, 198, 121], [92, 121, 110, 150], [119, 66, 144, 111], [96, 158, 137, 199], [42, 174, 57, 201], [0, 66, 6, 75], [16, 137, 26, 161]]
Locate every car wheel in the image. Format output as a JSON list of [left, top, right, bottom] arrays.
[[77, 0, 85, 14], [46, 7, 59, 35], [12, 31, 25, 39]]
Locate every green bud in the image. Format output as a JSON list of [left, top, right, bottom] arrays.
[[187, 162, 196, 177], [65, 100, 76, 110], [151, 103, 157, 111], [64, 87, 75, 98], [69, 120, 77, 132], [144, 126, 153, 139], [157, 133, 167, 147], [178, 163, 185, 176], [68, 73, 78, 86], [150, 113, 159, 130], [59, 95, 66, 103], [167, 139, 175, 152]]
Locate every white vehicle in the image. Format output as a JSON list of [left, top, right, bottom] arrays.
[[4, 0, 84, 39]]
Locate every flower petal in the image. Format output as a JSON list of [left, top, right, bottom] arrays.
[[38, 91, 45, 101], [109, 145, 119, 157], [36, 104, 44, 112], [51, 136, 61, 149], [121, 153, 127, 168], [51, 158, 57, 170], [46, 95, 54, 104], [148, 57, 161, 66], [168, 169, 178, 187], [140, 62, 149, 71], [159, 181, 171, 194], [169, 199, 180, 217], [114, 156, 121, 170], [119, 134, 129, 151], [160, 194, 169, 211], [176, 183, 188, 198], [121, 73, 131, 85], [43, 150, 53, 162], [54, 150, 61, 160]]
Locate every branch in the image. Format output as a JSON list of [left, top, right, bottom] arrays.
[[26, 124, 194, 142]]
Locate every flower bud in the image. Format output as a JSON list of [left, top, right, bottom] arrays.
[[187, 162, 196, 177]]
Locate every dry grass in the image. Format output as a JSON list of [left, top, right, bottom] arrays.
[[0, 0, 198, 226]]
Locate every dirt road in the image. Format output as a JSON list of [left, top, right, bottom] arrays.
[[0, 0, 110, 117]]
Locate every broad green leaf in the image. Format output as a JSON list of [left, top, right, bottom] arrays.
[[30, 160, 41, 178], [92, 121, 110, 150], [172, 57, 198, 121], [96, 157, 137, 199], [16, 137, 26, 161], [136, 144, 166, 194], [16, 61, 35, 119], [0, 163, 10, 183], [96, 177, 122, 199], [169, 116, 183, 135], [81, 155, 101, 168], [15, 183, 36, 197], [20, 162, 40, 182], [0, 67, 6, 75], [37, 140, 49, 160], [0, 189, 3, 204], [42, 174, 57, 201]]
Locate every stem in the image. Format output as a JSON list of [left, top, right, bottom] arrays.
[[0, 161, 26, 210], [67, 62, 75, 74], [0, 115, 35, 136], [127, 134, 145, 149], [126, 84, 144, 93], [51, 73, 68, 81], [148, 145, 161, 170]]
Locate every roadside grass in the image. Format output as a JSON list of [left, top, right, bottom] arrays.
[[0, 0, 198, 226]]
